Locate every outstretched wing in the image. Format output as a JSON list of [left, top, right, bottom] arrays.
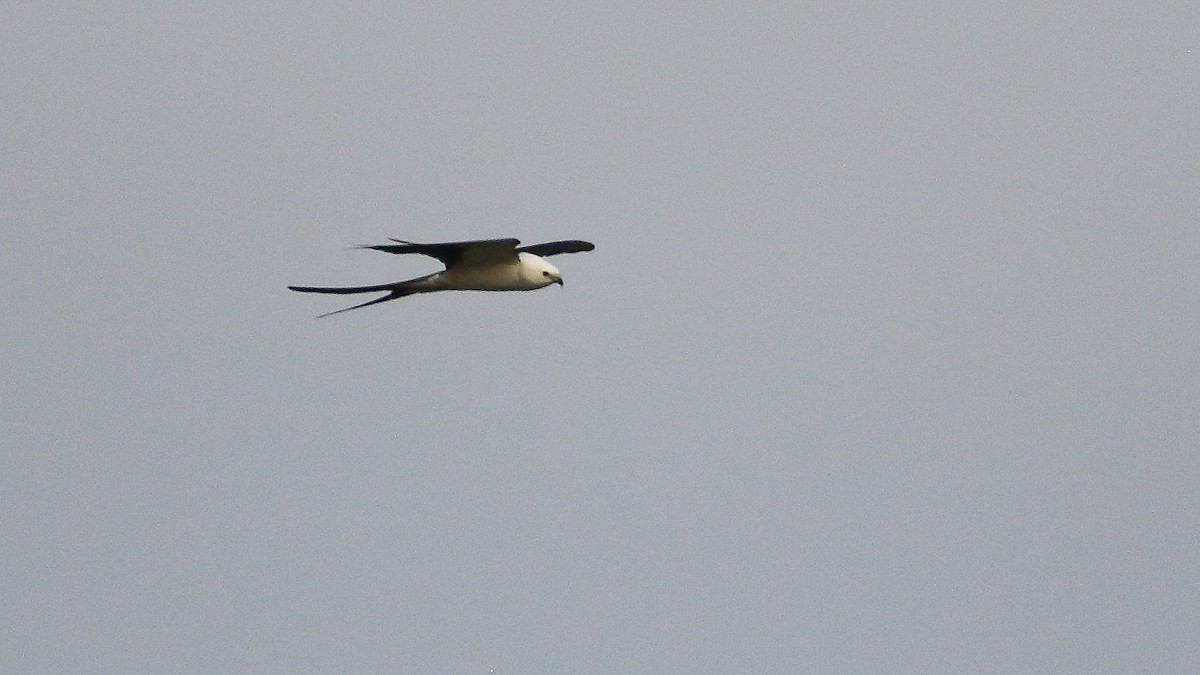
[[517, 240, 595, 257], [360, 238, 521, 268]]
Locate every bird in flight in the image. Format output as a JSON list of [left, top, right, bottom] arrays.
[[289, 237, 595, 317]]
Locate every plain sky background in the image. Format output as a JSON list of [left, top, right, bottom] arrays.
[[3, 3, 1198, 673]]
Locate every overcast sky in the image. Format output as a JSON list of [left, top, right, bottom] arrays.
[[3, 3, 1198, 673]]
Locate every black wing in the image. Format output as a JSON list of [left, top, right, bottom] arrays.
[[516, 240, 595, 257], [360, 238, 521, 268]]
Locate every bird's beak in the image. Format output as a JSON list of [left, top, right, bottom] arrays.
[[555, 278, 564, 286]]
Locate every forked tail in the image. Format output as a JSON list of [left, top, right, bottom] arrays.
[[288, 281, 420, 318]]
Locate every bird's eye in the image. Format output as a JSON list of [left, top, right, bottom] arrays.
[[542, 271, 550, 277]]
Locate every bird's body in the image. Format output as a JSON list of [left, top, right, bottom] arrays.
[[428, 252, 557, 291], [289, 238, 594, 317]]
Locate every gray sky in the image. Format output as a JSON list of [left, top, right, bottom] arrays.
[[3, 3, 1198, 673]]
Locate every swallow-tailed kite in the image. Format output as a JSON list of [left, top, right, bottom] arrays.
[[289, 238, 595, 317]]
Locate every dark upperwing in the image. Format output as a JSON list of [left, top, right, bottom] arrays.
[[359, 238, 521, 268], [516, 240, 595, 257]]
